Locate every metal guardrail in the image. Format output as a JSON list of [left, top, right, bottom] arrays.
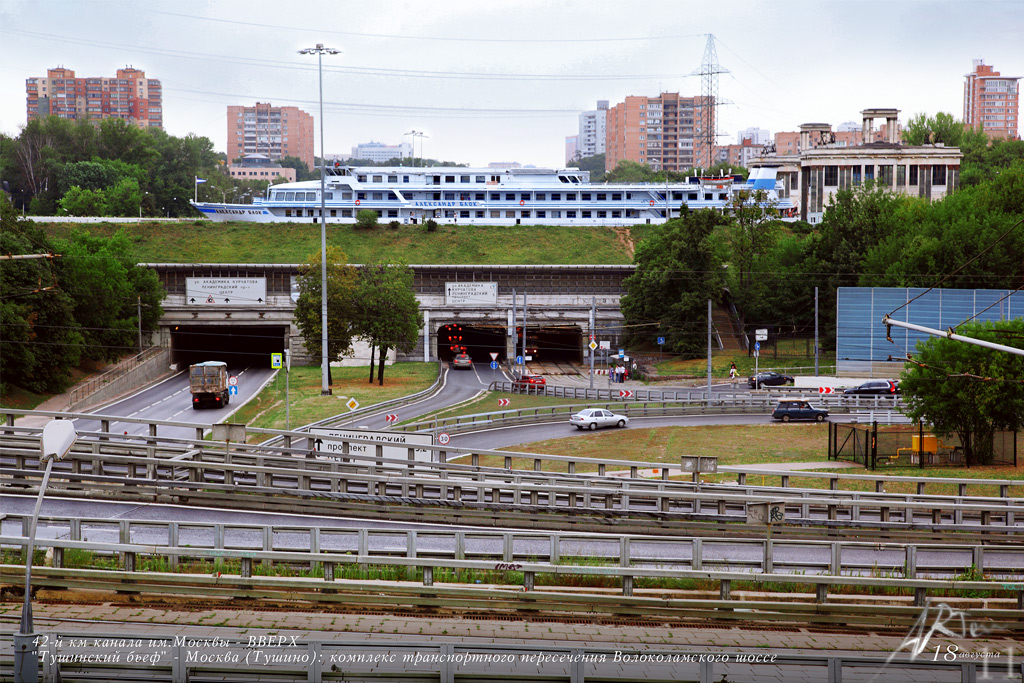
[[65, 346, 167, 408], [0, 633, 1007, 683], [405, 390, 902, 434], [4, 514, 1024, 583]]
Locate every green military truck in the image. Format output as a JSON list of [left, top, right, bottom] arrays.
[[189, 361, 230, 409]]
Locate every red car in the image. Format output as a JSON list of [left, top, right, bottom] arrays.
[[513, 375, 546, 387]]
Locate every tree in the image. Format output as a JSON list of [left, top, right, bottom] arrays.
[[900, 319, 1024, 465], [902, 112, 966, 146], [53, 229, 165, 362], [568, 153, 606, 182], [620, 210, 729, 356], [0, 200, 83, 395], [58, 186, 107, 217], [353, 263, 423, 385], [293, 246, 359, 385], [280, 155, 314, 182], [725, 189, 780, 321]]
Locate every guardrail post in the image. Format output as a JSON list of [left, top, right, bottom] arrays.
[[801, 492, 810, 520], [504, 456, 512, 469], [972, 546, 983, 574], [407, 530, 418, 581], [263, 526, 273, 570], [830, 543, 840, 575], [503, 533, 514, 562], [471, 453, 479, 467], [764, 540, 773, 573], [550, 534, 560, 564], [932, 508, 942, 525], [827, 657, 841, 683], [816, 583, 828, 603], [524, 571, 535, 591], [598, 464, 606, 477], [455, 532, 465, 561], [423, 565, 433, 586], [310, 527, 321, 573], [875, 479, 884, 493], [720, 579, 731, 601], [1000, 484, 1009, 498], [717, 499, 726, 516], [438, 450, 447, 464], [880, 506, 890, 522], [241, 557, 252, 578], [660, 487, 670, 513], [981, 510, 991, 526], [914, 587, 927, 607], [692, 538, 703, 570], [917, 481, 926, 495], [307, 642, 322, 683], [781, 475, 789, 488], [620, 537, 632, 597], [172, 642, 185, 683], [568, 461, 576, 475], [534, 458, 543, 473], [630, 466, 638, 478], [906, 546, 917, 578], [958, 483, 968, 497], [358, 529, 369, 571], [168, 522, 178, 569]]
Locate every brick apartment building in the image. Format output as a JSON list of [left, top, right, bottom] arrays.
[[963, 60, 1020, 140], [605, 93, 715, 172], [227, 103, 314, 171], [25, 67, 162, 128]]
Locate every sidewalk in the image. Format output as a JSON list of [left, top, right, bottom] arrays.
[[5, 600, 1019, 656]]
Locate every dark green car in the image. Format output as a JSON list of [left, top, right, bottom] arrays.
[[772, 400, 828, 423]]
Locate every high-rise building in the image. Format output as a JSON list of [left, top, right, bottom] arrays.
[[963, 59, 1020, 140], [736, 127, 770, 146], [577, 101, 608, 159], [351, 141, 412, 163], [25, 67, 162, 129], [605, 92, 714, 172], [227, 103, 314, 171]]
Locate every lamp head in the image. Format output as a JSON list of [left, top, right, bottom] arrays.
[[41, 420, 77, 462]]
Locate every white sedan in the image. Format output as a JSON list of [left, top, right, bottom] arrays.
[[570, 408, 628, 430]]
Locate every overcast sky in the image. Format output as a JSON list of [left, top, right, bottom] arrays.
[[0, 0, 1020, 168]]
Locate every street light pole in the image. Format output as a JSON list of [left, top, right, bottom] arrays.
[[300, 42, 341, 396], [14, 420, 77, 683]]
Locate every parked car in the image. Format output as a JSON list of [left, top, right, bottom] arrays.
[[452, 353, 473, 369], [843, 379, 900, 395], [748, 371, 795, 389], [570, 408, 628, 430], [772, 400, 829, 423], [513, 374, 546, 386]]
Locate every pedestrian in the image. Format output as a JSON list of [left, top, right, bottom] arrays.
[[729, 362, 738, 380]]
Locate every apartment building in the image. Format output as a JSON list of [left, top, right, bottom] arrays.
[[605, 92, 714, 172], [25, 67, 162, 128], [351, 141, 412, 163], [963, 60, 1020, 140], [578, 101, 609, 159], [227, 103, 314, 171]]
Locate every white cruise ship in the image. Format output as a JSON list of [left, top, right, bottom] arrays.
[[191, 165, 796, 225]]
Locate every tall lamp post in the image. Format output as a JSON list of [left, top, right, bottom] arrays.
[[300, 42, 341, 396], [14, 420, 78, 683]]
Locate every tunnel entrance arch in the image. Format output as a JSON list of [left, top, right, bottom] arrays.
[[170, 324, 288, 368]]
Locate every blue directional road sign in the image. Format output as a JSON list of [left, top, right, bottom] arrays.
[[516, 355, 524, 365], [490, 361, 498, 370], [754, 341, 761, 351], [657, 337, 665, 345], [229, 386, 239, 395]]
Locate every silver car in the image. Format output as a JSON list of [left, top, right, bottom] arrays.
[[570, 408, 628, 430]]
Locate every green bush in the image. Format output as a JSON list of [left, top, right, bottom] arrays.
[[355, 209, 379, 229], [388, 220, 401, 230], [425, 219, 438, 232]]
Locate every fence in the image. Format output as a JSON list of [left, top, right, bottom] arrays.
[[829, 421, 1019, 470]]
